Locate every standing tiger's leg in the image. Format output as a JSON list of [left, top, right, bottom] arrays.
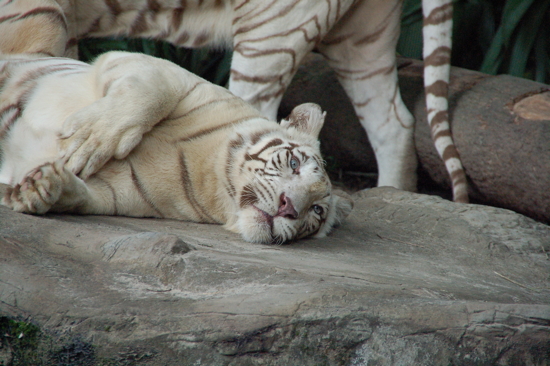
[[318, 0, 417, 191], [230, 1, 334, 121], [0, 0, 68, 56]]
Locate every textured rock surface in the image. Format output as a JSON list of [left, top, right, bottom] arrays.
[[1, 187, 549, 365], [280, 54, 550, 223]]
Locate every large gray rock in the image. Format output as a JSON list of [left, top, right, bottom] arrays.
[[1, 187, 549, 365]]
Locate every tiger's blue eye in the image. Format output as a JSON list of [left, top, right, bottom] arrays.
[[312, 205, 323, 215], [290, 157, 299, 170]]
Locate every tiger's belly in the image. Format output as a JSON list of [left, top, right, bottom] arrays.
[[0, 71, 95, 185]]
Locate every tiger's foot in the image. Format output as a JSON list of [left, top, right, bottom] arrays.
[[2, 161, 67, 214]]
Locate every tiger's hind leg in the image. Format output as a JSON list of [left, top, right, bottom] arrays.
[[3, 161, 92, 214], [318, 0, 417, 192], [2, 159, 162, 218]]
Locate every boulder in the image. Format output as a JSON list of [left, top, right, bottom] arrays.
[[1, 187, 549, 365], [280, 54, 550, 223]]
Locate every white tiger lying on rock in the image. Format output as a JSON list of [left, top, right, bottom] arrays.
[[0, 51, 353, 244]]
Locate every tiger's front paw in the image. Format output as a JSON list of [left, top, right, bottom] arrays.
[[2, 161, 66, 214]]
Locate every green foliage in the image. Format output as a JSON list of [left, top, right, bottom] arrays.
[[79, 38, 231, 86], [399, 0, 550, 83], [481, 0, 550, 82], [0, 317, 123, 366], [0, 317, 42, 365]]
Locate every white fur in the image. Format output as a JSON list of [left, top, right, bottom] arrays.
[[0, 0, 462, 199], [0, 52, 353, 243]]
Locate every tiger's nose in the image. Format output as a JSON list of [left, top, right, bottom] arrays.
[[277, 193, 298, 220]]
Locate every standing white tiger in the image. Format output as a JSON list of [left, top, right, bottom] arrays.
[[0, 0, 468, 202]]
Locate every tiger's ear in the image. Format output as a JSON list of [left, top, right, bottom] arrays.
[[280, 103, 326, 138]]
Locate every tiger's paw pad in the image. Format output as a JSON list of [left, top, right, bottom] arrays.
[[2, 161, 66, 214]]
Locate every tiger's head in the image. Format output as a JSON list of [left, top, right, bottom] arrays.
[[225, 103, 353, 244]]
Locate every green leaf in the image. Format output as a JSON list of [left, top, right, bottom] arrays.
[[401, 0, 422, 26], [480, 0, 536, 74], [507, 0, 550, 77], [141, 39, 158, 55]]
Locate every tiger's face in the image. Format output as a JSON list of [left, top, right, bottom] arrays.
[[226, 104, 353, 244]]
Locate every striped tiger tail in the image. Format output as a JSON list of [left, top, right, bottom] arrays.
[[422, 0, 468, 203]]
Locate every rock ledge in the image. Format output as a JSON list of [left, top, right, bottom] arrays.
[[1, 187, 549, 365]]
